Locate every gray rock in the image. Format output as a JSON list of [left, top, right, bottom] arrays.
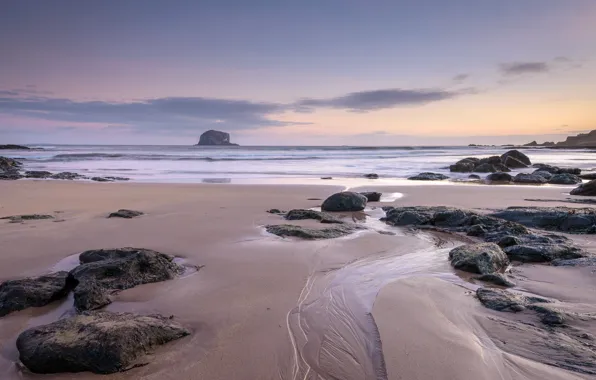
[[449, 243, 509, 274], [504, 244, 584, 262], [503, 155, 528, 169], [450, 158, 478, 173], [0, 156, 22, 172], [70, 248, 181, 311], [359, 191, 382, 202], [197, 130, 238, 146], [552, 256, 596, 267], [265, 224, 361, 240], [570, 179, 596, 196], [0, 272, 73, 317], [321, 192, 367, 212], [0, 171, 22, 180], [408, 172, 449, 181], [1, 214, 54, 223], [527, 304, 566, 326], [24, 171, 52, 179], [474, 273, 516, 287], [501, 150, 531, 166], [486, 172, 513, 182], [490, 207, 596, 234], [513, 173, 548, 184], [532, 170, 553, 180], [108, 209, 144, 219], [476, 288, 527, 312], [285, 209, 343, 224], [559, 167, 581, 175], [579, 172, 596, 180], [474, 163, 497, 173], [467, 224, 487, 236], [16, 311, 190, 374], [364, 173, 379, 179], [549, 173, 583, 185], [51, 172, 86, 180]]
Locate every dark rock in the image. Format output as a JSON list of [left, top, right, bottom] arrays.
[[448, 243, 509, 274], [51, 172, 86, 180], [265, 224, 361, 240], [364, 173, 379, 179], [108, 209, 144, 219], [501, 150, 531, 166], [0, 144, 30, 150], [549, 173, 582, 185], [512, 173, 548, 184], [552, 256, 596, 267], [0, 272, 72, 317], [385, 210, 431, 226], [503, 155, 528, 169], [474, 273, 515, 287], [504, 244, 584, 262], [532, 164, 560, 173], [532, 170, 553, 180], [70, 248, 181, 311], [320, 177, 333, 180], [450, 158, 478, 173], [467, 224, 487, 236], [478, 156, 503, 166], [408, 172, 449, 181], [559, 167, 581, 175], [476, 288, 527, 312], [0, 156, 22, 172], [91, 177, 112, 182], [473, 163, 497, 173], [527, 304, 566, 326], [579, 172, 596, 180], [285, 209, 343, 224], [493, 163, 512, 172], [24, 171, 52, 179], [468, 174, 481, 180], [16, 311, 190, 374], [321, 191, 367, 212], [491, 207, 596, 234], [0, 171, 22, 180], [497, 235, 522, 248], [570, 179, 596, 196], [486, 172, 513, 182], [1, 214, 54, 223], [267, 209, 284, 214], [360, 191, 382, 202], [104, 176, 130, 181], [197, 130, 238, 146]]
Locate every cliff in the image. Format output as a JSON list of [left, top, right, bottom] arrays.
[[196, 130, 238, 146], [556, 130, 596, 147]]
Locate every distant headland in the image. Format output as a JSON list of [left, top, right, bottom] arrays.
[[196, 130, 238, 146], [524, 129, 596, 148]]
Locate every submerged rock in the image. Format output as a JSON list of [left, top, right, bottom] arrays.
[[360, 191, 382, 202], [265, 224, 361, 240], [408, 172, 449, 181], [0, 272, 72, 317], [0, 144, 30, 150], [321, 192, 367, 212], [16, 311, 189, 374], [70, 248, 181, 311], [285, 209, 343, 224], [468, 174, 481, 180], [24, 170, 52, 179], [570, 179, 596, 196], [449, 243, 509, 274], [108, 209, 144, 219]]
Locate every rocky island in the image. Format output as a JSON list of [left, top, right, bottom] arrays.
[[196, 130, 238, 146], [524, 129, 596, 148]]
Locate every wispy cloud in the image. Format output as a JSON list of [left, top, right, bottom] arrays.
[[499, 62, 550, 76], [452, 74, 470, 83]]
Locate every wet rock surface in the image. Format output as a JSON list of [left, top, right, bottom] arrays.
[[408, 172, 449, 181], [486, 172, 513, 183], [0, 144, 30, 150], [0, 272, 73, 317], [548, 173, 583, 185], [16, 311, 190, 374], [51, 172, 87, 180], [512, 173, 548, 184], [490, 207, 596, 234], [1, 214, 54, 223], [363, 173, 379, 179], [448, 243, 509, 274], [70, 248, 182, 311], [476, 288, 531, 312], [284, 209, 343, 224], [474, 273, 515, 287], [450, 150, 530, 173], [24, 170, 52, 179], [359, 191, 382, 202], [321, 191, 367, 212], [265, 224, 362, 240], [571, 179, 596, 196], [0, 156, 22, 172], [108, 209, 144, 219]]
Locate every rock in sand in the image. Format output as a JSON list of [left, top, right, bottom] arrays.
[[321, 192, 367, 212]]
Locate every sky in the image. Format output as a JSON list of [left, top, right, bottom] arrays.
[[1, 0, 595, 146]]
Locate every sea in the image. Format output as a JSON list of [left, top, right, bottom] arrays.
[[5, 145, 596, 184]]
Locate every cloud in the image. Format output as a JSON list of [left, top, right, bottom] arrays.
[[294, 88, 468, 112], [499, 62, 550, 76], [452, 74, 470, 83]]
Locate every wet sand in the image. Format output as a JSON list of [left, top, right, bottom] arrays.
[[0, 180, 595, 379]]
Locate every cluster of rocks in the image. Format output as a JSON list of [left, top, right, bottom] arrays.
[[0, 157, 130, 182], [450, 150, 531, 173], [491, 207, 596, 234], [0, 156, 22, 180], [0, 144, 31, 150], [0, 247, 190, 374], [381, 206, 586, 263]]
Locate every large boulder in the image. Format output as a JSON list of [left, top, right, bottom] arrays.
[[449, 243, 509, 274], [321, 192, 367, 212], [512, 173, 547, 184], [473, 163, 497, 173], [70, 248, 181, 311], [449, 158, 478, 173], [16, 311, 190, 374], [532, 170, 553, 180], [503, 155, 528, 169], [0, 272, 72, 317], [197, 130, 238, 146], [486, 172, 513, 182], [570, 180, 596, 196], [501, 150, 531, 167], [408, 172, 449, 181], [548, 173, 583, 185]]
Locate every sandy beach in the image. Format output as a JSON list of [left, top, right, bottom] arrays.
[[1, 180, 595, 380]]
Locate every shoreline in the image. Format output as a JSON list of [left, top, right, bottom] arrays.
[[0, 181, 595, 379]]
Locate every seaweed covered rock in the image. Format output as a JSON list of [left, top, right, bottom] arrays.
[[0, 272, 72, 317], [16, 311, 189, 374], [321, 192, 367, 212], [0, 156, 21, 172]]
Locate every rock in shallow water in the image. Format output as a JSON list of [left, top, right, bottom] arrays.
[[359, 191, 382, 202], [321, 192, 367, 212], [284, 209, 343, 224], [501, 150, 531, 167], [449, 243, 509, 274], [474, 273, 515, 287], [490, 207, 596, 234], [265, 224, 362, 239], [108, 209, 144, 219], [513, 173, 548, 184], [0, 272, 73, 317], [24, 170, 52, 179], [549, 173, 583, 185], [16, 311, 189, 374], [407, 172, 449, 181], [1, 214, 54, 223], [486, 172, 513, 183]]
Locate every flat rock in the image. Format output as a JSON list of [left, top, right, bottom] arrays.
[[24, 170, 52, 179], [449, 243, 509, 274], [504, 244, 584, 262], [0, 144, 30, 150], [16, 311, 189, 374], [108, 209, 144, 219], [51, 172, 86, 180], [552, 256, 596, 267], [70, 248, 181, 311], [1, 214, 54, 223], [476, 288, 527, 312], [570, 179, 596, 196], [284, 209, 343, 224], [321, 191, 367, 212], [513, 173, 547, 184], [408, 172, 449, 181], [360, 191, 382, 202], [579, 172, 596, 180], [0, 272, 72, 317], [491, 207, 596, 234], [265, 224, 361, 239]]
